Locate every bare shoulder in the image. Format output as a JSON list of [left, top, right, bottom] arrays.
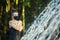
[[9, 20, 13, 24], [18, 20, 22, 25], [19, 20, 22, 23]]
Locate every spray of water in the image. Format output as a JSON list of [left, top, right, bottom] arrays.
[[21, 0, 60, 40]]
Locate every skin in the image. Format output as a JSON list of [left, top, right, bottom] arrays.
[[12, 12, 18, 20], [9, 12, 23, 32]]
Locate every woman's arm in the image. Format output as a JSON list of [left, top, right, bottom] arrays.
[[12, 21, 23, 32], [9, 20, 23, 32], [18, 21, 23, 31], [9, 21, 12, 28]]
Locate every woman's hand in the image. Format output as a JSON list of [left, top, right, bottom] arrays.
[[18, 21, 23, 32]]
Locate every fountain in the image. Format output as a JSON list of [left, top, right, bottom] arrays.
[[21, 0, 60, 40]]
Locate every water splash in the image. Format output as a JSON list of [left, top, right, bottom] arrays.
[[21, 0, 60, 40]]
